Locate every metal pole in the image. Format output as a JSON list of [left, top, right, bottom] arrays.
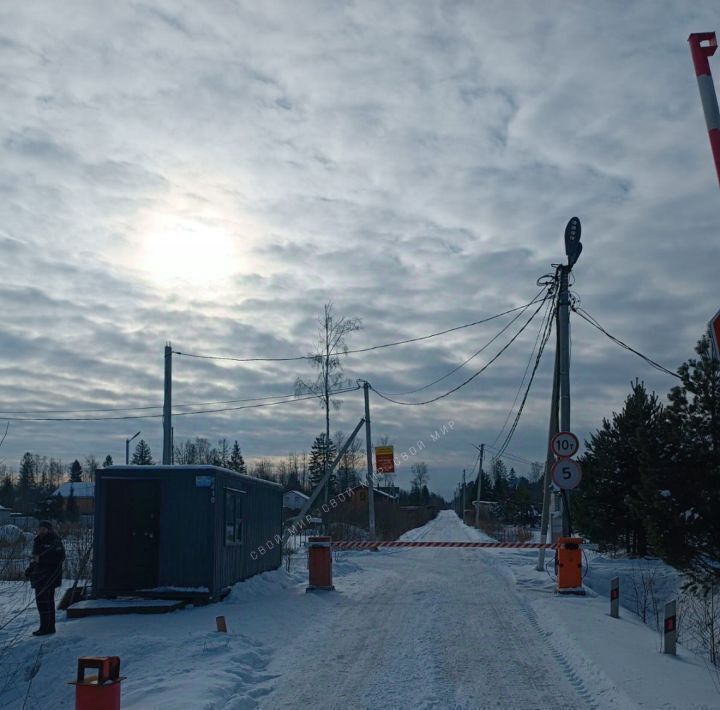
[[663, 599, 677, 655], [558, 266, 572, 537], [162, 343, 172, 465], [610, 577, 620, 619], [363, 382, 376, 539], [462, 469, 467, 524], [474, 444, 485, 528], [126, 431, 141, 466], [536, 321, 560, 571], [688, 33, 720, 186]]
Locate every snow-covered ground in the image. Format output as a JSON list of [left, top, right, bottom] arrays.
[[0, 511, 718, 709]]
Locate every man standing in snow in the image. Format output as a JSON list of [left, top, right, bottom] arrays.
[[26, 520, 65, 636]]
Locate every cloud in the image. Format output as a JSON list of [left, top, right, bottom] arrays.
[[0, 1, 718, 496]]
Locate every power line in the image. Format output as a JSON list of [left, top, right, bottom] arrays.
[[0, 295, 549, 415], [0, 391, 311, 415], [371, 295, 550, 406], [381, 287, 549, 396], [573, 306, 681, 379], [172, 296, 548, 364], [484, 445, 536, 467], [490, 290, 556, 449], [493, 287, 557, 460], [1, 386, 361, 423]]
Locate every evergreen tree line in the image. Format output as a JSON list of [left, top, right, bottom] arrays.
[[0, 427, 448, 519], [455, 458, 544, 526], [573, 335, 720, 589]]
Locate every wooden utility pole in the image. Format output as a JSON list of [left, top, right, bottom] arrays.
[[162, 344, 172, 465], [474, 444, 484, 528]]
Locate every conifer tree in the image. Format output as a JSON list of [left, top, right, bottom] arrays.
[[131, 439, 154, 465], [574, 380, 662, 554], [643, 336, 720, 586], [228, 441, 247, 474], [70, 459, 83, 483], [308, 433, 338, 494]]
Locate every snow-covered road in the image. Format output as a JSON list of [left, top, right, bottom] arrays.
[[261, 511, 587, 709], [2, 510, 718, 709]]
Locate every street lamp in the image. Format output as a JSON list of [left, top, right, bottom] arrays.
[[125, 431, 141, 465]]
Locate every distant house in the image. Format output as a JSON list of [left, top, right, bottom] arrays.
[[53, 481, 95, 516], [346, 484, 398, 511], [283, 490, 309, 511]]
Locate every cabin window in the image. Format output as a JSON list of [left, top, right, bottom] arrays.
[[225, 489, 244, 545]]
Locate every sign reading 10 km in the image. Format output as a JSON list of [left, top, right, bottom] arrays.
[[550, 431, 582, 490]]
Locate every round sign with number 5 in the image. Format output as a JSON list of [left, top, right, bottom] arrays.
[[551, 459, 582, 490], [550, 431, 579, 458]]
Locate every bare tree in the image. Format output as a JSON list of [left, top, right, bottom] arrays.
[[296, 303, 361, 501], [334, 430, 362, 491], [410, 461, 429, 493]]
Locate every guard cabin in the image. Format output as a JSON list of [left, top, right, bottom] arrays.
[[92, 465, 282, 603]]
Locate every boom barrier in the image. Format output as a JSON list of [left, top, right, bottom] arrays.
[[331, 541, 557, 550]]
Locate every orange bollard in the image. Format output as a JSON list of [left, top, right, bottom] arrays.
[[556, 537, 586, 595], [69, 656, 125, 710], [306, 536, 334, 591]]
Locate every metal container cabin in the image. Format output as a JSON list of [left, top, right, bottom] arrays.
[[93, 465, 282, 601]]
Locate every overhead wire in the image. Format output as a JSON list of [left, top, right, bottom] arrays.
[[484, 445, 536, 468], [1, 386, 361, 422], [489, 286, 557, 449], [171, 296, 549, 364], [381, 286, 548, 396], [573, 306, 680, 379], [0, 293, 551, 416], [493, 284, 558, 459], [0, 391, 315, 415], [370, 293, 551, 406]]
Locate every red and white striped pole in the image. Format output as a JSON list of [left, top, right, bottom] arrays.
[[688, 32, 720, 186]]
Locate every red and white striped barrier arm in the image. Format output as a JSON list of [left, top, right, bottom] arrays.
[[689, 32, 720, 186], [331, 541, 558, 550]]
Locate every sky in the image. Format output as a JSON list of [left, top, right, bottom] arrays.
[[0, 1, 719, 499]]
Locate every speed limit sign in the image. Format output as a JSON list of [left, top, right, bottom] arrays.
[[551, 459, 582, 490], [550, 431, 579, 458]]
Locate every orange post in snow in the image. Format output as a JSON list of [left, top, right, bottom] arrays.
[[556, 537, 585, 594], [307, 536, 334, 591], [70, 656, 124, 710]]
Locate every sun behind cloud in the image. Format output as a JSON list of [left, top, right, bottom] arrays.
[[140, 216, 241, 289]]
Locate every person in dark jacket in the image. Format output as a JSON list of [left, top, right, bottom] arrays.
[[26, 520, 65, 636]]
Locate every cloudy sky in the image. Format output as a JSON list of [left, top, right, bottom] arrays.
[[1, 1, 718, 498]]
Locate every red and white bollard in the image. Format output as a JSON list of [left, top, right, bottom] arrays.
[[688, 32, 720, 186], [69, 656, 124, 710]]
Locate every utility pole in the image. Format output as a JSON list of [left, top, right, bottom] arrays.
[[363, 381, 376, 539], [163, 343, 172, 465], [558, 266, 572, 536], [474, 444, 485, 528], [462, 469, 467, 523]]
